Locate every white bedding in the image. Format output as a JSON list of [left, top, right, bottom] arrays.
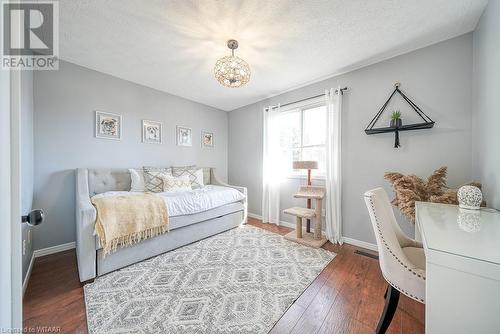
[[91, 185, 245, 217]]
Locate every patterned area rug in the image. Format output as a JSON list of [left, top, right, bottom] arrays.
[[84, 225, 335, 333]]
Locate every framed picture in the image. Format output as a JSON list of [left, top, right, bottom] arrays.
[[142, 120, 162, 144], [201, 130, 214, 147], [95, 111, 121, 140], [176, 126, 192, 147]]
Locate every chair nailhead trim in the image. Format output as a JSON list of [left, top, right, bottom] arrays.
[[384, 277, 425, 303], [364, 195, 426, 303]]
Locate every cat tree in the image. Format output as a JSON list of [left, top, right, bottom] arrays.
[[283, 161, 327, 248]]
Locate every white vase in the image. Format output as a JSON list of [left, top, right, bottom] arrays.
[[457, 185, 482, 210]]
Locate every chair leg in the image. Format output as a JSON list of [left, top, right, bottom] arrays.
[[376, 284, 400, 334]]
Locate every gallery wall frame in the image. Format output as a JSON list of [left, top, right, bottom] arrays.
[[142, 119, 162, 144], [95, 110, 122, 140]]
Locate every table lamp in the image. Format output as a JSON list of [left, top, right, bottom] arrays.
[[292, 160, 318, 232]]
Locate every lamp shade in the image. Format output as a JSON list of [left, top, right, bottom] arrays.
[[293, 160, 318, 170]]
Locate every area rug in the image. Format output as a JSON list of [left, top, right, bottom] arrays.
[[84, 225, 335, 334]]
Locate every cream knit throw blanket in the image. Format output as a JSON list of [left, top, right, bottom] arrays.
[[91, 193, 169, 256]]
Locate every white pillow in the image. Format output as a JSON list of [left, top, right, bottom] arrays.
[[171, 167, 204, 189], [129, 169, 146, 192], [161, 175, 192, 192]]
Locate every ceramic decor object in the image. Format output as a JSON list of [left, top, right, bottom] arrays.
[[457, 185, 482, 210]]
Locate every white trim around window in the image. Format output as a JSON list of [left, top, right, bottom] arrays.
[[278, 99, 327, 178]]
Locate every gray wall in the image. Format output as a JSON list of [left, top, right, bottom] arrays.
[[229, 34, 474, 244], [21, 71, 34, 282], [33, 61, 228, 250], [472, 0, 500, 210]]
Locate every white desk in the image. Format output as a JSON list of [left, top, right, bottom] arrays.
[[416, 202, 500, 334]]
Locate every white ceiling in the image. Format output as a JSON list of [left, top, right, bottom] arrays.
[[59, 0, 487, 111]]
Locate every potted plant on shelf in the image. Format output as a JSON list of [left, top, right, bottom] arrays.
[[390, 110, 402, 128]]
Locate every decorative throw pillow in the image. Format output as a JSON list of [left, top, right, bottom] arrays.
[[161, 175, 192, 192], [129, 169, 146, 192], [171, 166, 204, 189], [143, 167, 172, 193]]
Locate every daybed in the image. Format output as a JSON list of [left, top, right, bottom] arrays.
[[75, 167, 247, 282]]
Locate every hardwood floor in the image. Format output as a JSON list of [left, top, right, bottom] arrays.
[[23, 249, 88, 333], [23, 217, 424, 333]]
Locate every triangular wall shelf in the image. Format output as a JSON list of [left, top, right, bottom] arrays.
[[364, 83, 435, 148]]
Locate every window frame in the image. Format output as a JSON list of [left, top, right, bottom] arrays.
[[279, 99, 327, 180]]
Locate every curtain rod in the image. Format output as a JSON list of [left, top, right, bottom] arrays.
[[267, 87, 348, 111]]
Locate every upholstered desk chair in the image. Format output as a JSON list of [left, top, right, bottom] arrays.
[[364, 188, 426, 334]]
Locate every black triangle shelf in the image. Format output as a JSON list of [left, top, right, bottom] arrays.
[[364, 83, 434, 148]]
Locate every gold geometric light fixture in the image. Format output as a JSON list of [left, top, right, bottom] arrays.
[[214, 39, 251, 88]]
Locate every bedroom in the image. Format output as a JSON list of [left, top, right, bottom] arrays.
[[1, 0, 499, 333]]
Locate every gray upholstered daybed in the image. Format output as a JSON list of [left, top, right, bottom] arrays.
[[75, 167, 247, 282]]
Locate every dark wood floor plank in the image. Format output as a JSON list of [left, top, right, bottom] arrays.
[[292, 245, 366, 334], [355, 259, 393, 331], [401, 309, 425, 334], [269, 303, 306, 334], [399, 294, 425, 327], [347, 318, 376, 334], [316, 251, 371, 334], [24, 219, 425, 334]]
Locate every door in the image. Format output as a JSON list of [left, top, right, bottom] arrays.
[[0, 24, 23, 331]]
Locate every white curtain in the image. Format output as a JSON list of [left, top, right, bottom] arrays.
[[325, 88, 343, 244], [262, 105, 283, 225]]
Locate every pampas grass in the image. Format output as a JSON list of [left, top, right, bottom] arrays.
[[384, 166, 484, 223]]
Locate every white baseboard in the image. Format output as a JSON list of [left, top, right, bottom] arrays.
[[34, 241, 76, 258], [248, 212, 378, 252], [247, 212, 263, 220], [342, 237, 378, 252], [22, 253, 35, 296], [248, 212, 293, 228], [277, 221, 295, 229]]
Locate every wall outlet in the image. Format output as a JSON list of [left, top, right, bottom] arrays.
[[22, 239, 26, 256]]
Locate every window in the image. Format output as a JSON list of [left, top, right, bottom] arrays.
[[278, 102, 327, 177]]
